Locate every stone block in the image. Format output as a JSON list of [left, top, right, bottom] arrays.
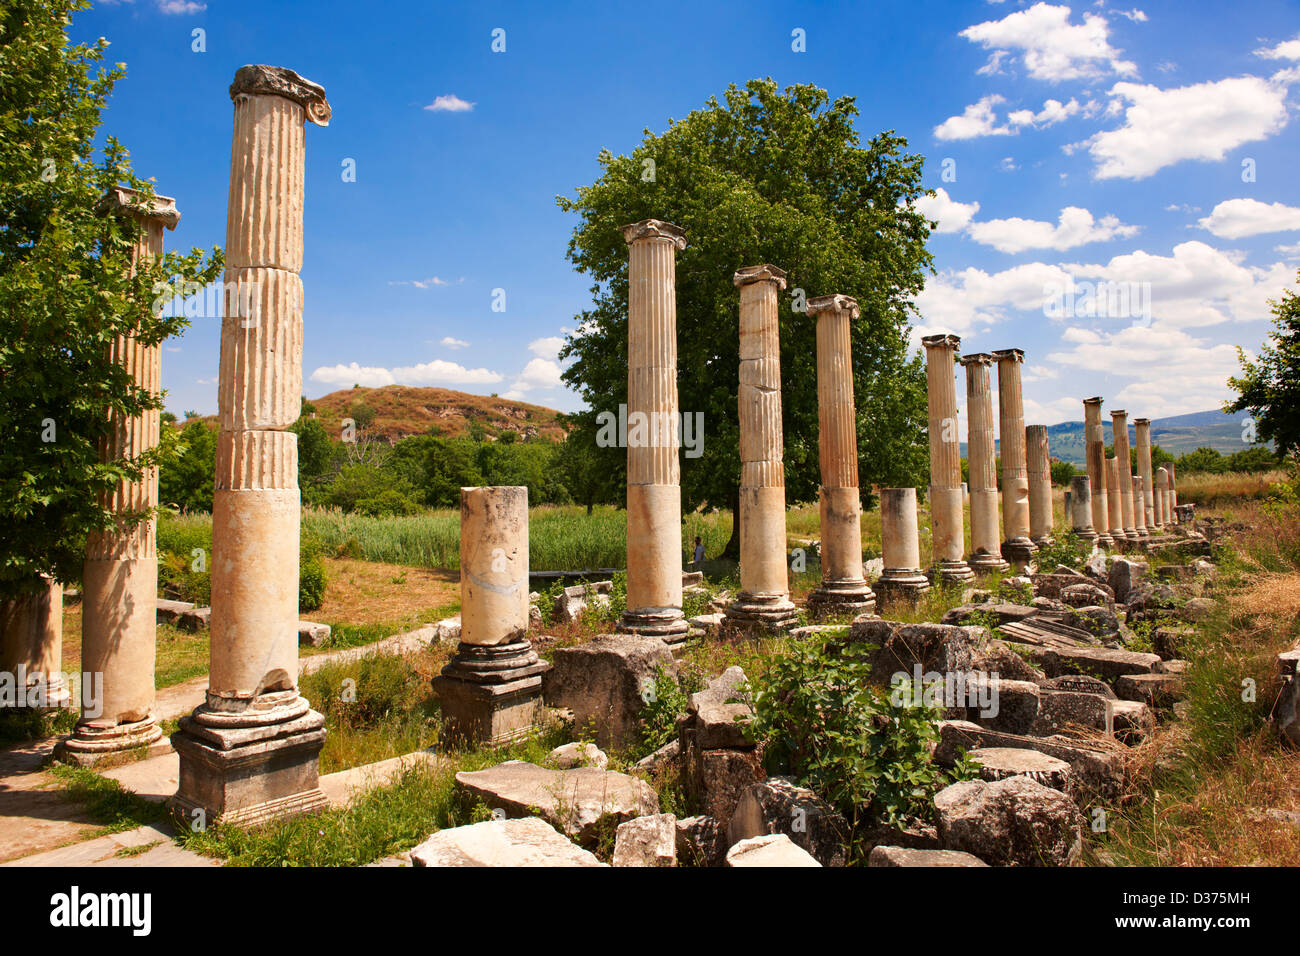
[[543, 634, 676, 748], [726, 776, 849, 866], [868, 846, 989, 867], [612, 813, 677, 867], [934, 776, 1084, 866], [410, 817, 605, 867], [725, 833, 821, 867]]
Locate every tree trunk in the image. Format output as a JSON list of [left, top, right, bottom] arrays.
[[722, 485, 741, 561]]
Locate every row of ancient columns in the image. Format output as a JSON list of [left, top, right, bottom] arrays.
[[1080, 400, 1179, 546]]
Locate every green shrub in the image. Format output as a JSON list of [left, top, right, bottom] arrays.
[[1033, 531, 1090, 571], [635, 665, 702, 759], [744, 633, 970, 852]]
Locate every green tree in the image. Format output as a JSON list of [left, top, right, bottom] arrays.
[[423, 437, 484, 507], [1177, 447, 1227, 474], [556, 79, 932, 557], [157, 420, 217, 513], [1227, 269, 1300, 457], [290, 416, 335, 489], [0, 0, 222, 597]]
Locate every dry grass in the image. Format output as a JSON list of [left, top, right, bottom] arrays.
[[1174, 469, 1286, 507], [315, 557, 458, 628], [308, 384, 565, 443]]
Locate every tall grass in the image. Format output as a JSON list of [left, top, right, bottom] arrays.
[[1173, 468, 1287, 507]]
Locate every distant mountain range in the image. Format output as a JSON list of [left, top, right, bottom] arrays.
[[962, 408, 1262, 466]]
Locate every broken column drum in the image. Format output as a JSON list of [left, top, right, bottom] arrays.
[[874, 489, 930, 604], [1026, 424, 1054, 548], [1069, 475, 1097, 543]]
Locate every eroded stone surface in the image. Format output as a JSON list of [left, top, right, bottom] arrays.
[[611, 813, 676, 867], [725, 833, 821, 867], [410, 817, 604, 867], [868, 845, 989, 867], [934, 776, 1083, 867]]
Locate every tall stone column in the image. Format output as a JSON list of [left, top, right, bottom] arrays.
[[171, 65, 330, 828], [1132, 473, 1148, 541], [1026, 424, 1054, 547], [806, 295, 875, 618], [1069, 475, 1098, 542], [1167, 461, 1179, 523], [618, 219, 689, 642], [61, 188, 180, 764], [434, 487, 547, 743], [1083, 398, 1113, 548], [1134, 417, 1156, 534], [725, 265, 797, 630], [992, 349, 1036, 563], [1111, 409, 1137, 541], [0, 579, 67, 711], [875, 489, 930, 604], [923, 335, 973, 584], [1155, 467, 1170, 529], [961, 354, 1008, 573], [1105, 456, 1126, 544]]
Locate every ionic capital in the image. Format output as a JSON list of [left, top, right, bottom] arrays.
[[806, 294, 859, 320], [621, 219, 687, 249], [96, 186, 180, 230], [230, 64, 331, 126], [733, 263, 787, 289]]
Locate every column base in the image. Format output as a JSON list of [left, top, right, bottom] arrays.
[[1074, 530, 1099, 544], [169, 702, 327, 828], [618, 607, 691, 645], [723, 593, 799, 632], [1030, 534, 1055, 549], [1001, 538, 1038, 563], [968, 550, 1011, 574], [932, 560, 975, 585], [432, 640, 549, 746], [874, 571, 931, 605], [806, 581, 877, 620], [1095, 532, 1115, 549], [56, 715, 165, 767]]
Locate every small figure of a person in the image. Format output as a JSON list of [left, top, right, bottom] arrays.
[[692, 536, 705, 566]]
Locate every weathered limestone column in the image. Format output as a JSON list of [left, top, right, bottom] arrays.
[[1132, 472, 1148, 540], [434, 487, 548, 743], [61, 188, 180, 764], [923, 334, 973, 584], [1111, 409, 1137, 542], [1083, 398, 1113, 548], [1069, 475, 1098, 542], [806, 295, 875, 618], [874, 489, 930, 604], [1134, 417, 1156, 534], [992, 349, 1036, 564], [1167, 461, 1179, 523], [961, 354, 1008, 573], [1105, 456, 1126, 544], [0, 579, 67, 711], [618, 219, 689, 642], [171, 65, 330, 828], [725, 265, 797, 630], [1155, 467, 1170, 529], [1026, 424, 1054, 547]]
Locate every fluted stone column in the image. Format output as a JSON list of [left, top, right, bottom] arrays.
[[923, 335, 973, 584], [1026, 424, 1054, 547], [1106, 456, 1126, 544], [992, 350, 1036, 564], [806, 295, 875, 618], [1167, 462, 1179, 523], [1132, 473, 1147, 540], [726, 265, 797, 630], [961, 354, 1008, 573], [1134, 418, 1155, 535], [1111, 409, 1137, 542], [875, 489, 930, 604], [618, 219, 689, 642], [171, 65, 330, 828], [0, 578, 67, 711], [60, 189, 180, 764], [1070, 475, 1098, 542], [434, 487, 548, 743], [1083, 398, 1113, 548], [1155, 467, 1170, 529]]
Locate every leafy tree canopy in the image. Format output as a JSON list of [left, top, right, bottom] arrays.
[[1228, 269, 1300, 457]]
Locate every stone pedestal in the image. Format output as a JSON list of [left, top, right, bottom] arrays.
[[1111, 410, 1137, 541], [1083, 398, 1113, 549], [1069, 475, 1098, 543], [434, 486, 547, 745], [1135, 418, 1156, 534], [1167, 462, 1179, 523], [875, 489, 930, 604], [170, 65, 332, 827], [806, 295, 875, 618], [923, 334, 973, 584], [0, 579, 69, 712], [725, 266, 797, 631], [60, 188, 181, 765], [993, 350, 1036, 564], [618, 220, 689, 643], [961, 354, 1009, 573], [1026, 424, 1054, 548], [1155, 467, 1170, 528], [1105, 457, 1127, 546]]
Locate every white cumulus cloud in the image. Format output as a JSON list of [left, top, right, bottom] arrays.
[[960, 2, 1138, 82], [424, 94, 474, 113], [1198, 198, 1300, 239], [915, 189, 981, 234], [967, 206, 1140, 253]]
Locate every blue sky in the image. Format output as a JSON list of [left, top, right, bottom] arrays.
[[78, 0, 1300, 429]]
